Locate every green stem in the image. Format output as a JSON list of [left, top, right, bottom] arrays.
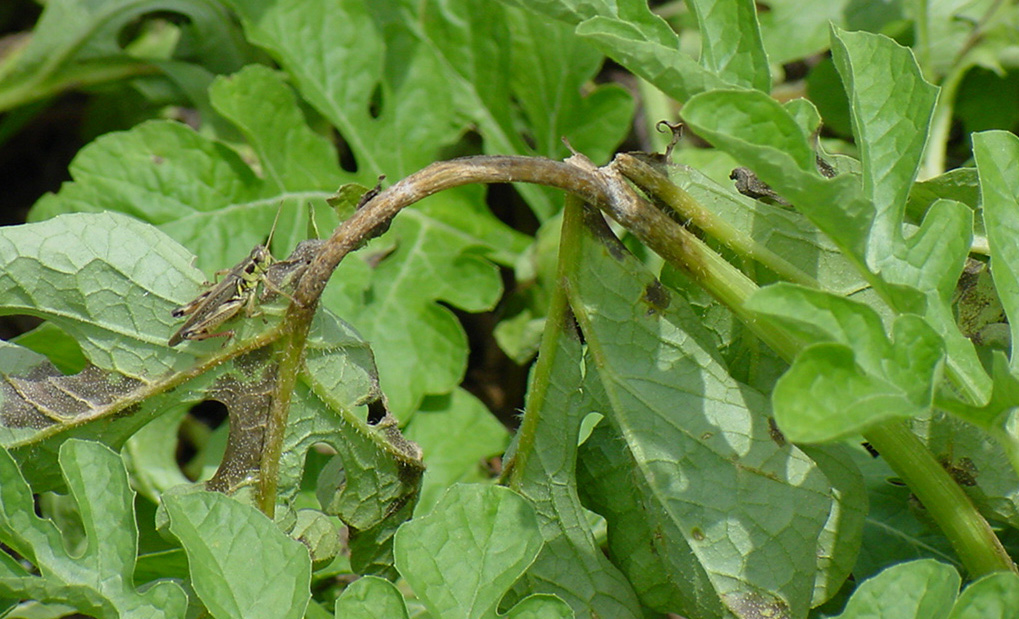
[[0, 60, 158, 113], [922, 64, 966, 180], [865, 422, 1016, 575], [504, 195, 583, 486], [256, 318, 309, 518], [911, 0, 932, 80]]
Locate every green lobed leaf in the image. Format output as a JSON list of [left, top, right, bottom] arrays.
[[829, 26, 939, 273], [566, 211, 844, 618], [393, 484, 572, 619], [29, 64, 342, 269], [228, 0, 458, 177], [824, 29, 985, 404], [770, 340, 937, 442], [683, 31, 991, 407], [749, 284, 944, 442], [334, 576, 410, 619], [230, 0, 530, 255], [164, 491, 311, 619], [503, 7, 633, 165], [682, 27, 956, 310], [899, 205, 990, 407], [0, 440, 187, 618], [28, 119, 279, 274], [25, 47, 514, 418], [320, 208, 505, 418], [209, 64, 346, 194]]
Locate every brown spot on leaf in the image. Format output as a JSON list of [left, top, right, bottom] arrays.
[[641, 280, 670, 315], [940, 455, 979, 487], [768, 417, 786, 447]]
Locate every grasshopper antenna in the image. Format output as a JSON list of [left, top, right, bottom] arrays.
[[265, 199, 285, 249]]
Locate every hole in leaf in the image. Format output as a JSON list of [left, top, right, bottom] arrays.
[[366, 399, 386, 425], [368, 82, 383, 119], [177, 400, 228, 481], [6, 319, 87, 374], [301, 442, 337, 494], [1, 314, 43, 341], [336, 130, 358, 173]]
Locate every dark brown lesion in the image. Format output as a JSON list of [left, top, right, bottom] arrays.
[[204, 346, 279, 494], [767, 416, 787, 447], [940, 455, 979, 487], [641, 280, 671, 315], [2, 363, 143, 429]]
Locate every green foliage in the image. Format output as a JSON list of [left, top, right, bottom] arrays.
[[3, 0, 1019, 618], [0, 440, 187, 618], [397, 484, 571, 619], [334, 485, 572, 619], [830, 559, 1019, 619], [164, 490, 312, 619]]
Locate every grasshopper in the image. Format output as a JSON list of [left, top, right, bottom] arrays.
[[169, 208, 323, 347], [168, 244, 276, 346]]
